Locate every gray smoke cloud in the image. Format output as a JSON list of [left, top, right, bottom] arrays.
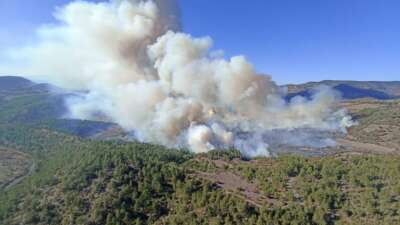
[[0, 0, 353, 157]]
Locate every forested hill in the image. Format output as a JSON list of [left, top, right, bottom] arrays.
[[0, 76, 113, 137], [1, 124, 400, 225], [1, 76, 400, 225]]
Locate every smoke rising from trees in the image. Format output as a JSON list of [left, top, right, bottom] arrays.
[[0, 0, 353, 157]]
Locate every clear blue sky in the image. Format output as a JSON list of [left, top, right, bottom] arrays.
[[0, 0, 399, 84]]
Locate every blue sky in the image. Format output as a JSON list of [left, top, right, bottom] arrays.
[[0, 0, 399, 84]]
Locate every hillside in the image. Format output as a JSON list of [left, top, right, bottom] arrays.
[[0, 125, 400, 225], [0, 76, 33, 91], [285, 80, 400, 100], [1, 77, 400, 225], [0, 148, 32, 190], [338, 99, 400, 151], [0, 123, 399, 225], [0, 76, 115, 137]]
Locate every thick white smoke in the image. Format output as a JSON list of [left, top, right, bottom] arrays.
[[0, 0, 352, 157]]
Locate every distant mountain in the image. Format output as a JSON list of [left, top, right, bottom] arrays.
[[0, 76, 113, 138], [2, 76, 400, 138], [3, 76, 399, 101], [285, 80, 400, 100], [0, 76, 52, 95], [0, 76, 34, 91]]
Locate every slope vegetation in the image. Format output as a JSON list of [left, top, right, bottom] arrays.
[[0, 77, 400, 225]]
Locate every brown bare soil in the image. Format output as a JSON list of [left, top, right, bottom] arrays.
[[0, 147, 32, 189], [341, 99, 400, 153], [196, 171, 267, 207], [336, 138, 397, 154]]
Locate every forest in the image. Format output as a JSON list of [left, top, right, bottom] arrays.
[[0, 78, 400, 225], [0, 123, 399, 225]]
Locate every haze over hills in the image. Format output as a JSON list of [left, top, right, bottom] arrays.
[[2, 75, 400, 145], [1, 75, 400, 164], [0, 76, 113, 137], [285, 80, 400, 100], [3, 75, 400, 99], [0, 76, 33, 91]]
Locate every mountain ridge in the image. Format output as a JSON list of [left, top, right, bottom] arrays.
[[284, 80, 400, 99], [2, 75, 400, 100]]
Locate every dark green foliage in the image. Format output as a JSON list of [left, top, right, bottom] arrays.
[[1, 78, 400, 225], [1, 124, 400, 225], [231, 155, 400, 225]]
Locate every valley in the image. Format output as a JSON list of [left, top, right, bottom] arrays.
[[0, 76, 400, 225]]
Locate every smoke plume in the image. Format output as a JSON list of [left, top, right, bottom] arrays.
[[0, 0, 352, 157]]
